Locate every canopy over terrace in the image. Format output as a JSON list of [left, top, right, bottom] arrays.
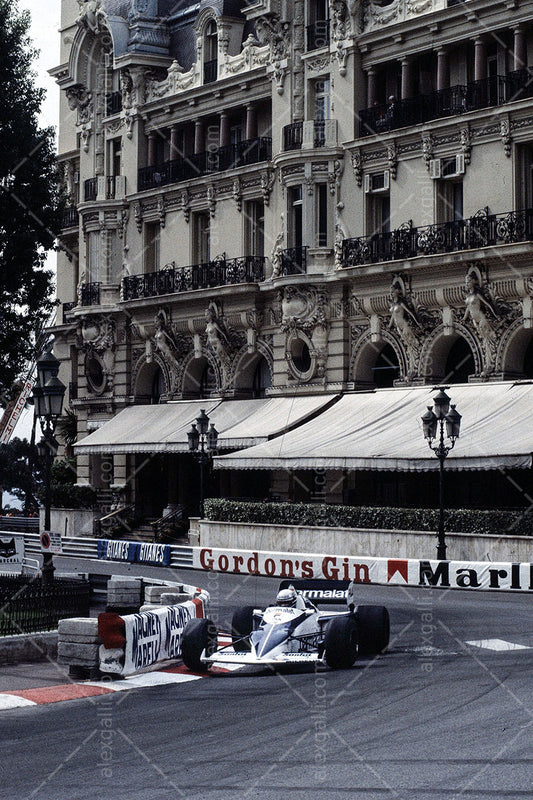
[[73, 394, 339, 455], [213, 382, 533, 472]]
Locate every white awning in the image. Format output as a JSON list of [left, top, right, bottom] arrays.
[[214, 382, 533, 472], [74, 395, 339, 455]]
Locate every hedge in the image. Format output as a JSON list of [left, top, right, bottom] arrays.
[[203, 499, 533, 537]]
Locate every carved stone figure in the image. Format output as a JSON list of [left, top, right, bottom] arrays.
[[76, 0, 105, 34], [388, 280, 419, 348], [271, 213, 285, 278], [462, 269, 496, 342], [153, 309, 180, 371], [205, 301, 229, 360], [66, 85, 93, 124]]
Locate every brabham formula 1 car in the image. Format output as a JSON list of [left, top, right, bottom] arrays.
[[181, 580, 390, 671]]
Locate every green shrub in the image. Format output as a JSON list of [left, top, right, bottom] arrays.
[[49, 483, 96, 510], [203, 499, 533, 537]]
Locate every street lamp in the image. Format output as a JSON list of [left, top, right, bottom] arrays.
[[421, 387, 462, 561], [187, 409, 219, 518], [33, 350, 66, 585]]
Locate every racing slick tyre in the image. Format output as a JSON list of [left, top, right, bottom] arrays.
[[181, 618, 217, 672], [324, 616, 358, 669], [356, 605, 390, 656], [231, 606, 255, 652]]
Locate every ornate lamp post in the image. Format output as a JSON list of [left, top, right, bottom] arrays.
[[33, 350, 66, 585], [187, 409, 219, 518], [421, 387, 462, 561]]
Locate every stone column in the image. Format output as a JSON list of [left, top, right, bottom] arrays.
[[514, 26, 527, 71], [194, 119, 204, 154], [170, 125, 180, 160], [219, 112, 230, 148], [367, 68, 377, 107], [147, 133, 157, 167], [437, 48, 449, 91], [245, 103, 257, 140], [401, 58, 414, 99], [474, 38, 486, 81]]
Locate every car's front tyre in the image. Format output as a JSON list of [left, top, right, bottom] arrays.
[[324, 615, 358, 669], [181, 618, 217, 671]]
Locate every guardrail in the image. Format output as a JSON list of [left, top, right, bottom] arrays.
[[21, 533, 194, 569]]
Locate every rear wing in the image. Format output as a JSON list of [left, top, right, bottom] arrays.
[[278, 580, 351, 605]]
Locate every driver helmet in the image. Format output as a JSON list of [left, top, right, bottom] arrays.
[[276, 586, 297, 607]]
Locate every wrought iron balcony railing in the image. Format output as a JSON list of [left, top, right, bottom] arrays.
[[61, 206, 79, 229], [138, 138, 272, 191], [84, 177, 97, 202], [360, 74, 511, 136], [279, 246, 308, 276], [306, 20, 330, 51], [80, 281, 101, 306], [121, 255, 267, 300], [341, 208, 533, 267], [283, 121, 304, 151]]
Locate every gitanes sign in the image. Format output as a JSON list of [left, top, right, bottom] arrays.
[[97, 539, 171, 567], [193, 547, 533, 592]]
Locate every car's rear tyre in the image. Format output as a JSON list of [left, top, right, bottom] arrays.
[[231, 605, 255, 652], [181, 618, 217, 671], [356, 605, 390, 656], [324, 615, 358, 669]]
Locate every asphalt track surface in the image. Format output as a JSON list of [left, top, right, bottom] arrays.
[[1, 566, 533, 799]]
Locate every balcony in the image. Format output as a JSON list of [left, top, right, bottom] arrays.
[[360, 75, 509, 136], [84, 178, 97, 202], [82, 176, 126, 201], [279, 247, 308, 276], [282, 119, 338, 151], [307, 20, 330, 52], [80, 282, 101, 306], [138, 138, 272, 192], [121, 255, 267, 300], [61, 206, 79, 229], [341, 208, 533, 267]]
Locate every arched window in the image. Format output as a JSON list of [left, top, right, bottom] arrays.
[[204, 20, 218, 84]]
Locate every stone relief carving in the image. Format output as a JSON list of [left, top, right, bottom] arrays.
[[255, 14, 290, 94], [421, 131, 434, 170], [152, 308, 182, 373], [271, 213, 285, 278], [77, 315, 116, 392], [66, 85, 93, 124], [76, 0, 106, 35]]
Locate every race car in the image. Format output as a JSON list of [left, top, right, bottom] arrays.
[[181, 580, 390, 671]]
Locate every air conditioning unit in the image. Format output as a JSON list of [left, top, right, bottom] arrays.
[[364, 171, 390, 193], [429, 154, 465, 180]]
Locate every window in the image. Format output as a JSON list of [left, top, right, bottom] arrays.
[[289, 186, 303, 249], [252, 357, 271, 398], [315, 183, 328, 246], [144, 222, 160, 273], [367, 194, 390, 235], [194, 212, 210, 263], [307, 0, 329, 50], [204, 20, 218, 83], [436, 180, 463, 224], [517, 144, 533, 209], [87, 231, 100, 282], [109, 139, 121, 176], [313, 78, 331, 121], [245, 200, 264, 257]]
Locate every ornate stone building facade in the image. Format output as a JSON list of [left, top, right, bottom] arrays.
[[53, 0, 533, 515]]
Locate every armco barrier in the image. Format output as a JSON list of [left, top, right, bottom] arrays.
[[22, 533, 194, 569], [192, 546, 533, 592]]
